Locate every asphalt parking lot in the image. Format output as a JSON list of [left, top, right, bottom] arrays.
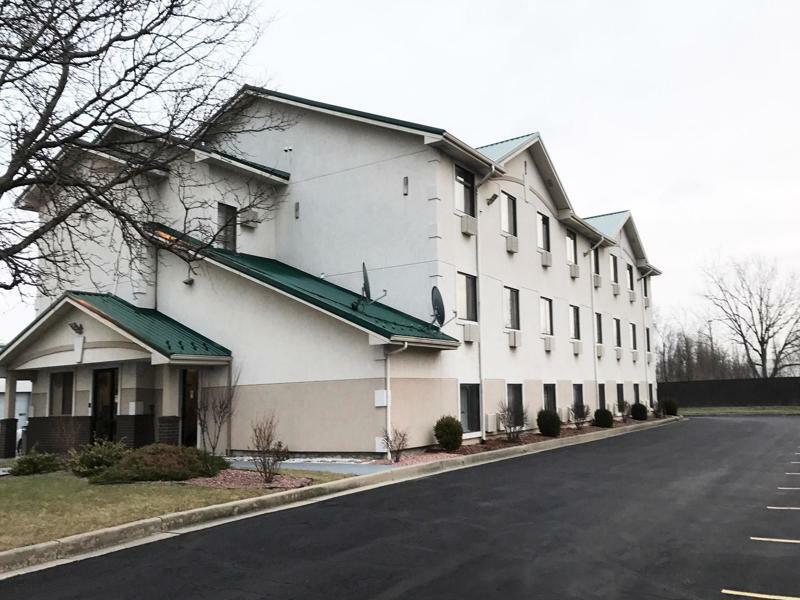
[[2, 416, 800, 599]]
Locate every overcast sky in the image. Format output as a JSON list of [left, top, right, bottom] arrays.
[[2, 0, 799, 342]]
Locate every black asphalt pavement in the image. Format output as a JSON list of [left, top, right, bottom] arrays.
[[3, 416, 800, 599]]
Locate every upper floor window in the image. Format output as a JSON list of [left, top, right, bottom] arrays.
[[646, 327, 652, 352], [540, 297, 553, 335], [595, 312, 603, 344], [217, 203, 237, 252], [501, 192, 517, 236], [455, 166, 476, 217], [50, 371, 74, 416], [627, 264, 635, 291], [457, 272, 477, 321], [504, 286, 520, 330], [569, 305, 581, 340], [592, 247, 601, 275], [610, 254, 619, 283], [537, 213, 551, 251], [566, 230, 577, 264], [614, 318, 622, 347], [643, 275, 650, 297], [630, 322, 638, 350]]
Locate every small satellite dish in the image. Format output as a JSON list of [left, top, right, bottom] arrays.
[[431, 286, 446, 327], [362, 262, 371, 301]]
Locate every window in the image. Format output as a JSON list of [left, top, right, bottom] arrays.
[[614, 318, 622, 347], [566, 230, 577, 264], [455, 166, 476, 216], [610, 254, 619, 283], [643, 275, 650, 298], [457, 272, 477, 321], [569, 305, 581, 340], [598, 383, 606, 410], [49, 371, 74, 416], [646, 327, 652, 352], [573, 384, 584, 409], [543, 383, 557, 412], [501, 192, 517, 236], [627, 264, 635, 291], [460, 383, 481, 433], [630, 323, 638, 350], [217, 203, 237, 252], [592, 247, 601, 275], [634, 383, 641, 405], [504, 286, 520, 330], [648, 383, 654, 408], [616, 383, 625, 412], [540, 297, 553, 335], [507, 384, 524, 428], [595, 312, 603, 344], [537, 213, 551, 251]]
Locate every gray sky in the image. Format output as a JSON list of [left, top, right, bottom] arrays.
[[2, 0, 799, 342]]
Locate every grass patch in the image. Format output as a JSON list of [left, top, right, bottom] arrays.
[[0, 468, 347, 551], [681, 406, 800, 415]]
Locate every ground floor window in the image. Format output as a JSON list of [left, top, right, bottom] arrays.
[[507, 383, 523, 427], [49, 371, 74, 416], [634, 383, 641, 405], [616, 383, 625, 412], [598, 383, 606, 410], [459, 384, 481, 433], [543, 383, 557, 412], [648, 383, 654, 408], [572, 383, 584, 408]]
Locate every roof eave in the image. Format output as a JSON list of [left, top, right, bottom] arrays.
[[389, 335, 460, 349]]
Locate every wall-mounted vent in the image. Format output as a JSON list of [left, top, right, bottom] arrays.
[[569, 264, 580, 279], [508, 330, 522, 348], [240, 209, 259, 228], [572, 340, 582, 355], [615, 347, 623, 361], [461, 214, 477, 236], [540, 251, 552, 268], [632, 350, 639, 363], [596, 344, 604, 358], [463, 322, 480, 343], [593, 273, 602, 288], [644, 297, 651, 308], [543, 336, 554, 352], [506, 235, 519, 254], [612, 283, 621, 296]]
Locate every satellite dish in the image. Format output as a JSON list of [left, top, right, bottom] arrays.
[[362, 262, 371, 301], [431, 286, 446, 327]]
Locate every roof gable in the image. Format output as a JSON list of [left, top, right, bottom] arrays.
[[476, 133, 539, 163]]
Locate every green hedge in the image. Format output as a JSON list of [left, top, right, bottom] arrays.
[[90, 444, 228, 484], [434, 416, 463, 451], [593, 408, 614, 428], [537, 410, 561, 437]]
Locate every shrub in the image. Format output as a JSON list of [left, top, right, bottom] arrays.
[[631, 402, 648, 421], [67, 439, 130, 478], [537, 409, 561, 437], [434, 416, 463, 451], [90, 444, 225, 484], [382, 427, 409, 463], [662, 398, 678, 416], [594, 408, 614, 428], [497, 400, 528, 442], [251, 413, 290, 483], [10, 450, 62, 476], [571, 403, 591, 430]]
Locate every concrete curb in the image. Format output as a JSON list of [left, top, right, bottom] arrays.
[[0, 416, 682, 575]]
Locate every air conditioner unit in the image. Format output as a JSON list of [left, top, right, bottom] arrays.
[[240, 209, 259, 228], [485, 413, 497, 433], [612, 283, 621, 296], [629, 290, 637, 303], [543, 336, 554, 352], [463, 322, 480, 343], [632, 350, 639, 363], [615, 347, 623, 361], [506, 235, 519, 253], [540, 251, 552, 267], [647, 352, 653, 364], [596, 344, 604, 358], [593, 273, 602, 288], [644, 297, 650, 308], [559, 407, 570, 423], [569, 263, 580, 279], [572, 340, 582, 355], [461, 214, 478, 236], [508, 330, 522, 348]]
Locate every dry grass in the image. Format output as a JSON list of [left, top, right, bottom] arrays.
[[0, 468, 346, 551]]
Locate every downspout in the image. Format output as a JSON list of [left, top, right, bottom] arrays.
[[384, 342, 409, 460], [637, 268, 655, 409], [583, 237, 605, 410], [225, 363, 232, 455], [475, 165, 496, 442]]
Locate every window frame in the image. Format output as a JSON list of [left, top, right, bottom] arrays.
[[592, 246, 601, 275], [537, 212, 551, 251], [646, 327, 652, 352], [540, 297, 554, 336], [217, 202, 238, 252], [565, 230, 578, 264], [614, 318, 622, 347], [598, 383, 606, 410], [595, 312, 603, 344], [630, 322, 638, 350], [610, 254, 619, 283], [501, 192, 517, 236], [573, 383, 584, 409], [627, 264, 635, 291], [634, 383, 641, 405], [616, 383, 625, 411], [506, 383, 524, 428], [569, 304, 581, 340], [459, 383, 481, 433], [543, 383, 557, 412], [49, 371, 74, 416], [457, 272, 478, 322], [643, 275, 650, 298], [503, 286, 520, 330], [454, 165, 476, 217]]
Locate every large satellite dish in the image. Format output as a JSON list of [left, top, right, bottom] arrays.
[[431, 286, 446, 327], [362, 262, 371, 301]]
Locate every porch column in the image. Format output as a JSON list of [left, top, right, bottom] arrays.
[[0, 373, 18, 458], [157, 365, 180, 445]]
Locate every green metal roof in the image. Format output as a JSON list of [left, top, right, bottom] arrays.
[[149, 224, 458, 346], [583, 210, 631, 239], [68, 292, 231, 357], [477, 133, 539, 162]]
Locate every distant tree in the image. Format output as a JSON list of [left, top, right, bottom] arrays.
[[704, 258, 800, 378]]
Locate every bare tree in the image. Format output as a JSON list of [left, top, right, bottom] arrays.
[[569, 402, 591, 430], [250, 413, 289, 484], [704, 258, 800, 378], [0, 0, 294, 296], [381, 427, 408, 463], [198, 370, 237, 457], [496, 399, 528, 441]]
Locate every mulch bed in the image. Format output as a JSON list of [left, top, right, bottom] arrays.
[[186, 468, 312, 490]]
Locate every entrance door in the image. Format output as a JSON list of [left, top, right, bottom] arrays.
[[92, 368, 118, 441], [181, 369, 199, 447]]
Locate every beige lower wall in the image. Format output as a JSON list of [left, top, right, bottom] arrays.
[[390, 377, 458, 448]]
